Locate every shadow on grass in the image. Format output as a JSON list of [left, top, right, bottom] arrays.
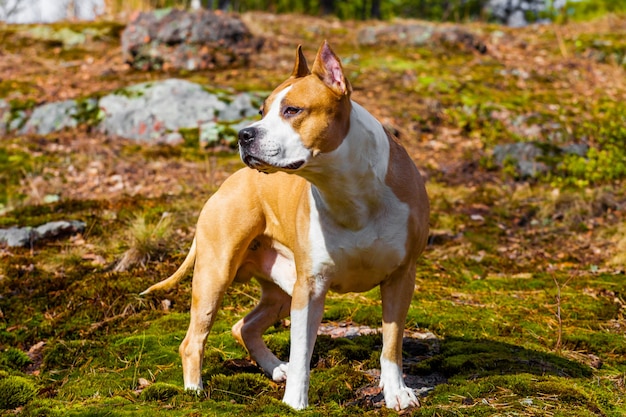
[[404, 336, 617, 417], [410, 336, 592, 379]]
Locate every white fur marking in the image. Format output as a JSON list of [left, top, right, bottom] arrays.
[[379, 357, 419, 410], [268, 240, 297, 296], [247, 87, 311, 169], [282, 305, 311, 410], [272, 363, 289, 382], [184, 382, 203, 392], [305, 102, 409, 293]]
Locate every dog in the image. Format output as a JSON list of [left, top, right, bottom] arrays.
[[141, 41, 429, 410]]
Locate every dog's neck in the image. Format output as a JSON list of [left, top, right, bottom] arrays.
[[300, 102, 392, 230]]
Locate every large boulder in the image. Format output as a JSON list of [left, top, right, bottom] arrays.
[[98, 78, 260, 145], [122, 8, 263, 71], [0, 79, 260, 147]]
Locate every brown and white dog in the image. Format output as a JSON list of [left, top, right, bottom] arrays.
[[141, 41, 429, 410]]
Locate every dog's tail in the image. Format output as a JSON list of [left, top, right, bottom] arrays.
[[140, 237, 197, 295]]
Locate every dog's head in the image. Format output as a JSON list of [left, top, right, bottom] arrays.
[[238, 41, 352, 174]]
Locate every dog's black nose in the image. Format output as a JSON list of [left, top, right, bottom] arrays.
[[238, 127, 257, 145]]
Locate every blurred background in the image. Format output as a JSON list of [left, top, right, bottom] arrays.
[[2, 0, 625, 26]]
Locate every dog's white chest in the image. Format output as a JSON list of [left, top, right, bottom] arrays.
[[307, 190, 409, 293]]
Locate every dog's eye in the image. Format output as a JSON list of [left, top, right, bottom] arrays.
[[283, 106, 302, 117]]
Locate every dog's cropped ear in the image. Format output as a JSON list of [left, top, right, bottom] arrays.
[[291, 45, 311, 78], [311, 41, 352, 96]]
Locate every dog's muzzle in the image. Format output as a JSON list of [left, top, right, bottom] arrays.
[[238, 127, 265, 170], [238, 126, 306, 172]]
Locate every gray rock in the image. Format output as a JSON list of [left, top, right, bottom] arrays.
[[162, 132, 184, 145], [562, 143, 589, 157], [357, 24, 486, 53], [507, 10, 528, 28], [358, 23, 435, 47], [493, 142, 546, 177], [218, 93, 259, 121], [20, 100, 78, 135], [99, 79, 224, 142], [98, 79, 259, 144], [34, 220, 86, 240], [0, 99, 9, 135], [122, 8, 263, 71], [2, 78, 259, 147], [0, 227, 33, 247], [487, 0, 562, 26], [493, 141, 589, 178], [0, 221, 85, 248]]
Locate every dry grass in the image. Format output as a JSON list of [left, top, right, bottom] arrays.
[[113, 211, 174, 272]]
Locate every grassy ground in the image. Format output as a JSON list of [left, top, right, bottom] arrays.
[[1, 11, 625, 417]]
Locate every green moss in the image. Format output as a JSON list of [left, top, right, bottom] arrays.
[[0, 146, 32, 205], [309, 365, 370, 406], [422, 373, 621, 417], [209, 373, 278, 404], [0, 80, 39, 99], [263, 331, 291, 362], [21, 399, 64, 417], [178, 127, 200, 148], [73, 98, 104, 127], [140, 382, 183, 401], [42, 340, 105, 371], [243, 395, 296, 415], [0, 347, 32, 370], [0, 375, 38, 409], [312, 335, 376, 367]]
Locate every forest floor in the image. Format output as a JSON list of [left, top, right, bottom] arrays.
[[1, 11, 626, 417]]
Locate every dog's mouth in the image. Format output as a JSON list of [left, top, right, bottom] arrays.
[[243, 155, 305, 172]]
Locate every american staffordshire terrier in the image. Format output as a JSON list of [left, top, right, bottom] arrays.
[[141, 41, 429, 410]]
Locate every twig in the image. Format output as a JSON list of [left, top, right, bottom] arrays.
[[553, 274, 573, 353], [554, 28, 568, 59]]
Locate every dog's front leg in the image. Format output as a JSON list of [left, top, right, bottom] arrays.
[[282, 278, 328, 410], [379, 267, 420, 410]]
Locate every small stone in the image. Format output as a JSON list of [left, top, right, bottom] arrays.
[[0, 221, 86, 248], [520, 397, 534, 406], [199, 121, 220, 148], [43, 194, 61, 204]]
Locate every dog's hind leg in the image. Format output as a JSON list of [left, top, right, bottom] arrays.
[[179, 252, 231, 392], [177, 170, 266, 392], [178, 230, 258, 391], [232, 279, 292, 382], [379, 265, 420, 410]]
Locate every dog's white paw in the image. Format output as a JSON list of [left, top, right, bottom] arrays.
[[271, 362, 289, 382], [282, 391, 308, 410], [183, 383, 203, 394], [383, 386, 420, 411]]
